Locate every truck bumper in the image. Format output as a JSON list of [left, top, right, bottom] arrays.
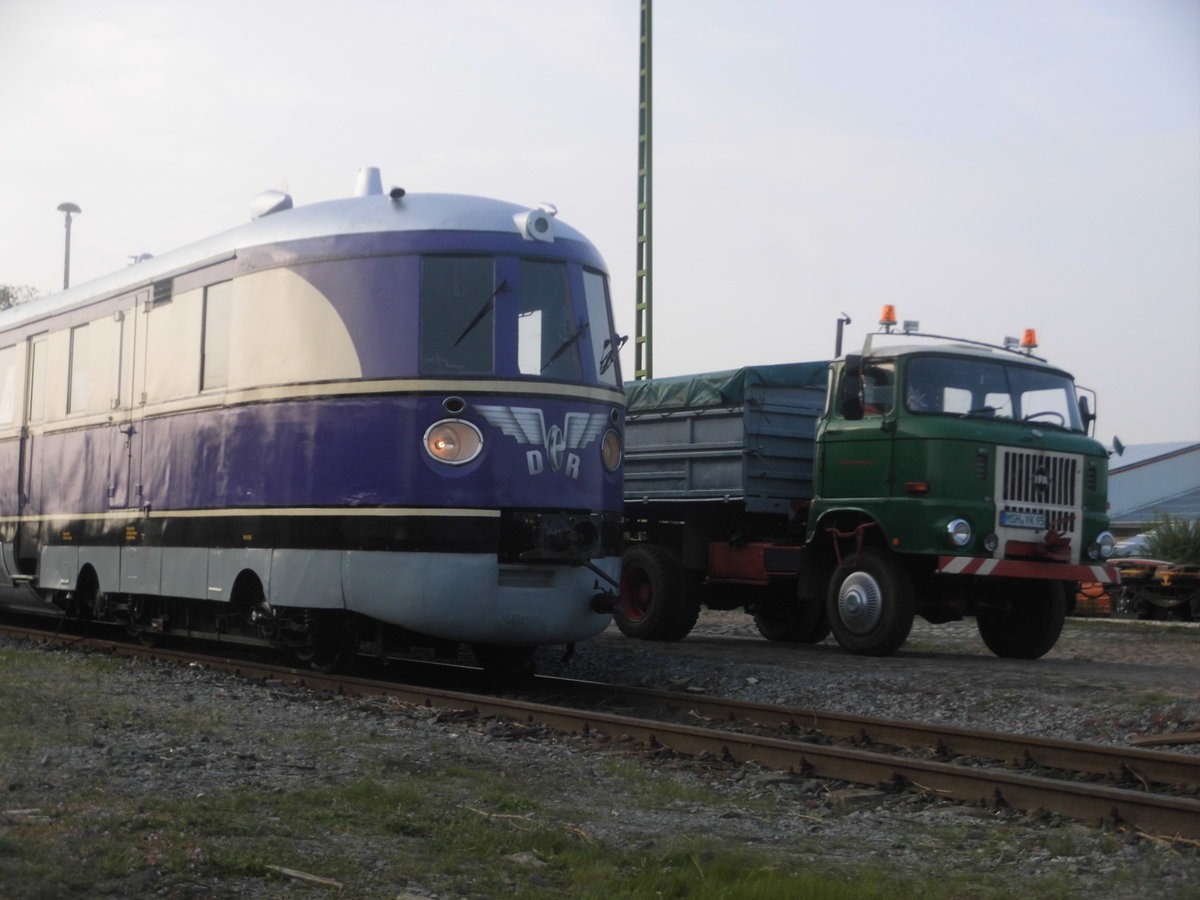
[[937, 556, 1119, 584]]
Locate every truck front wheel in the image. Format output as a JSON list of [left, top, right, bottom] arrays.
[[616, 544, 700, 641], [976, 581, 1066, 659], [826, 548, 915, 656]]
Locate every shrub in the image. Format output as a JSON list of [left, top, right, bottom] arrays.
[[1145, 514, 1200, 565]]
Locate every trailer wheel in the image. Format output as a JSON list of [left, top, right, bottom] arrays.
[[976, 581, 1066, 659], [753, 582, 830, 643], [826, 548, 914, 656], [616, 544, 699, 641]]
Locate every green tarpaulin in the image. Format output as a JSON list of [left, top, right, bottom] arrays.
[[625, 361, 830, 412]]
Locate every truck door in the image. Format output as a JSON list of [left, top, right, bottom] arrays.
[[818, 359, 894, 500]]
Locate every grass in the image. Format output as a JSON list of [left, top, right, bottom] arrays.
[[0, 782, 1025, 899], [1, 641, 1189, 898]]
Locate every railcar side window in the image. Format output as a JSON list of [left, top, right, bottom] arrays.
[[27, 337, 48, 423], [67, 324, 89, 414], [420, 257, 495, 374], [519, 260, 579, 380], [201, 281, 232, 390], [0, 346, 15, 424], [114, 309, 135, 409], [583, 269, 619, 386]]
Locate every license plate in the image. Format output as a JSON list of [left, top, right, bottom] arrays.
[[1001, 511, 1046, 529]]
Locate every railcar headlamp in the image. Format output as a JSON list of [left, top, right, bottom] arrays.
[[601, 429, 623, 472], [947, 518, 972, 548], [424, 419, 483, 465]]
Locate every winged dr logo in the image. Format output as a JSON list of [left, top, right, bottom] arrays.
[[475, 406, 607, 479]]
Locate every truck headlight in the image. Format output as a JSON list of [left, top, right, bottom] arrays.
[[947, 518, 972, 547], [424, 419, 483, 465], [1088, 531, 1116, 560]]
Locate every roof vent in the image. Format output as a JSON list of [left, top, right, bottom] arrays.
[[355, 166, 383, 196], [250, 189, 293, 219]]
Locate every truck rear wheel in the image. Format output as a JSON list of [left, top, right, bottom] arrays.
[[826, 548, 914, 656], [753, 581, 830, 643], [616, 544, 700, 641], [976, 581, 1066, 659]]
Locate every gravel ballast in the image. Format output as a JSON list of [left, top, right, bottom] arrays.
[[1, 614, 1198, 898]]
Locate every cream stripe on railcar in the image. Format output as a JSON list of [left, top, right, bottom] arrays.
[[230, 267, 362, 389]]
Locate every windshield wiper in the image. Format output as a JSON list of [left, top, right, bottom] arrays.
[[453, 279, 509, 347], [599, 334, 628, 374], [543, 321, 589, 371]]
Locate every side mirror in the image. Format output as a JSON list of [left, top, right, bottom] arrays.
[[1078, 395, 1096, 434], [841, 354, 864, 420]]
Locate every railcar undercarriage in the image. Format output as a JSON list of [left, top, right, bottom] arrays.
[[16, 581, 539, 676]]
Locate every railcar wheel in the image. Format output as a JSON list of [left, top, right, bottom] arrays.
[[753, 581, 830, 643], [825, 548, 914, 656], [471, 644, 536, 678], [616, 544, 700, 641], [125, 596, 163, 646], [975, 581, 1067, 659], [293, 612, 360, 673]]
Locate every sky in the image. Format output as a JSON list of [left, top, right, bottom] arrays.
[[1, 0, 1197, 445]]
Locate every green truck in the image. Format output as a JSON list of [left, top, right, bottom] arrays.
[[619, 310, 1120, 658]]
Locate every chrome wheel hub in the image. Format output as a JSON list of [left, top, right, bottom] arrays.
[[837, 572, 884, 635]]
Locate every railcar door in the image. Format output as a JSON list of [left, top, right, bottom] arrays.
[[108, 298, 142, 510], [15, 334, 49, 561]]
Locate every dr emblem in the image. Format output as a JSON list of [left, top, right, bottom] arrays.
[[476, 406, 607, 478]]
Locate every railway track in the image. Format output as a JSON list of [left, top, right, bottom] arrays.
[[3, 622, 1199, 842]]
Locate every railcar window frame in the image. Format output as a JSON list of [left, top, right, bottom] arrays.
[[0, 344, 16, 425], [419, 255, 497, 376], [201, 280, 232, 391], [517, 258, 580, 381], [582, 268, 620, 386], [67, 324, 89, 415], [26, 334, 49, 423]]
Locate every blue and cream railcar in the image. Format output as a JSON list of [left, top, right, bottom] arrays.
[[0, 169, 625, 669]]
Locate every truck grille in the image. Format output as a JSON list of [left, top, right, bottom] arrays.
[[995, 448, 1083, 547], [1001, 451, 1077, 507]]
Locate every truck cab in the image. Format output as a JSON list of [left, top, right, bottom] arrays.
[[809, 315, 1118, 656]]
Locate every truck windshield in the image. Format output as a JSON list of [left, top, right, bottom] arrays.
[[904, 355, 1084, 431]]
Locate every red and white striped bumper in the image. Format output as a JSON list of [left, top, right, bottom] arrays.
[[937, 556, 1120, 584]]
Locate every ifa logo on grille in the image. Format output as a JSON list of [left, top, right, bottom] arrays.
[[1032, 460, 1052, 498]]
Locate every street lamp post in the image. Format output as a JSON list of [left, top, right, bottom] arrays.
[[57, 202, 81, 289]]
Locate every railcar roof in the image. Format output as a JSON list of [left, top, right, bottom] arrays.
[[2, 191, 593, 329]]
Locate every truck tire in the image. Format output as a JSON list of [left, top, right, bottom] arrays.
[[616, 544, 700, 641], [825, 548, 915, 656], [753, 582, 830, 643], [976, 581, 1066, 659]]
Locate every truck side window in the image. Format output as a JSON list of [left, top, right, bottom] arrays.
[[861, 362, 894, 415]]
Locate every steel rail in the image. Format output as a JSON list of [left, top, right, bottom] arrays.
[[4, 623, 1198, 840], [531, 675, 1200, 789]]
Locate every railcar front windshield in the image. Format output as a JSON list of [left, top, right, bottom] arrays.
[[904, 354, 1084, 432], [419, 255, 620, 384]]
